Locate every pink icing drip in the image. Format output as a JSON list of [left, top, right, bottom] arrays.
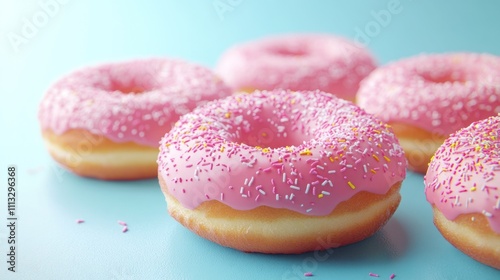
[[357, 53, 500, 135], [425, 115, 500, 233], [157, 90, 407, 216], [38, 58, 232, 147], [216, 34, 377, 100]]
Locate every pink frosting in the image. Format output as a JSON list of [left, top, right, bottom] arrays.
[[215, 34, 377, 100], [38, 58, 232, 147], [357, 53, 500, 135], [157, 90, 407, 216], [425, 115, 500, 233]]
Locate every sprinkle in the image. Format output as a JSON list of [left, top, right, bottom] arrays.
[[122, 226, 128, 233], [117, 220, 127, 226], [318, 194, 324, 198], [321, 191, 330, 195], [347, 181, 356, 189], [290, 185, 300, 190], [248, 176, 254, 187], [305, 183, 311, 194], [372, 154, 380, 161], [76, 219, 84, 224], [304, 272, 313, 277], [283, 173, 286, 183], [390, 274, 396, 279], [482, 210, 493, 218], [383, 156, 391, 162], [369, 272, 379, 277], [276, 194, 279, 200]]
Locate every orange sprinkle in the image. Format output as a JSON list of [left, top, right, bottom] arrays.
[[383, 156, 391, 162], [224, 112, 231, 118], [372, 155, 380, 161]]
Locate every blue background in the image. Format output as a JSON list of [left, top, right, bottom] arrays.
[[1, 0, 500, 279]]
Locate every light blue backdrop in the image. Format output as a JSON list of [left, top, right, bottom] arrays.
[[1, 1, 500, 279]]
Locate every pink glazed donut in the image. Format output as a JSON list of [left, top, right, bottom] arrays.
[[39, 58, 232, 180], [425, 115, 500, 269], [216, 34, 377, 101], [357, 53, 500, 173], [157, 89, 407, 253]]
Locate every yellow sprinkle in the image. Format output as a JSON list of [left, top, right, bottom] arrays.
[[329, 156, 335, 162], [224, 112, 231, 118], [372, 154, 380, 161], [383, 156, 391, 162], [338, 139, 346, 142], [262, 148, 270, 153], [291, 99, 296, 104], [373, 130, 381, 134], [220, 146, 225, 152], [318, 194, 324, 198], [299, 148, 313, 156], [347, 181, 356, 190], [470, 187, 476, 192], [203, 143, 207, 147]]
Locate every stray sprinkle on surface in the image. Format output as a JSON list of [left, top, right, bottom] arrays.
[[304, 272, 313, 277], [76, 219, 84, 224]]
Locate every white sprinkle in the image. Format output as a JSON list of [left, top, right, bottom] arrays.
[[482, 210, 493, 218], [328, 170, 336, 174], [322, 180, 328, 186], [220, 193, 224, 200], [316, 165, 324, 170], [306, 208, 312, 213], [259, 189, 266, 195], [248, 176, 254, 187], [290, 193, 295, 200], [328, 180, 333, 187], [244, 178, 248, 185], [276, 194, 279, 200], [363, 165, 368, 173], [290, 185, 300, 190], [242, 194, 248, 198], [240, 187, 244, 194], [495, 198, 500, 210], [305, 184, 310, 194], [283, 173, 286, 183], [321, 191, 330, 195]]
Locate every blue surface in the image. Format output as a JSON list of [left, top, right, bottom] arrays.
[[1, 0, 500, 279]]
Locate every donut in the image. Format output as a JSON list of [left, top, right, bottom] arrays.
[[357, 53, 500, 173], [39, 58, 232, 180], [215, 34, 377, 101], [424, 115, 500, 269], [157, 89, 407, 253]]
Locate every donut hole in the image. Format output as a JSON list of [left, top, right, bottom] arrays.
[[228, 104, 313, 149], [270, 47, 308, 57], [418, 64, 468, 84], [421, 73, 466, 84]]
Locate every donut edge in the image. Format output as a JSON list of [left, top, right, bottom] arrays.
[[432, 207, 500, 269], [159, 174, 402, 254]]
